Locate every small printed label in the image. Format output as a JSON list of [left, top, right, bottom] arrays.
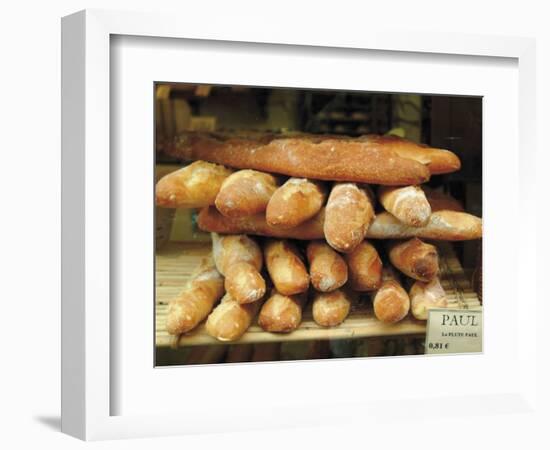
[[425, 308, 483, 354]]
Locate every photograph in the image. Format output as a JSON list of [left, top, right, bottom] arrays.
[[153, 83, 483, 366]]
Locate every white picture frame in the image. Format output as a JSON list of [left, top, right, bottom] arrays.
[[61, 9, 538, 441]]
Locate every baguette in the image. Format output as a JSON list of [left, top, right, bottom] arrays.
[[165, 259, 225, 335], [358, 135, 461, 174], [378, 185, 431, 227], [306, 240, 348, 292], [345, 241, 383, 291], [324, 183, 375, 253], [409, 277, 448, 320], [372, 268, 410, 324], [266, 178, 327, 228], [198, 207, 482, 241], [205, 293, 262, 341], [388, 238, 439, 281], [215, 169, 279, 217], [264, 239, 310, 295], [166, 132, 431, 185], [211, 233, 266, 303], [155, 160, 233, 208], [258, 290, 306, 333], [311, 289, 353, 327]]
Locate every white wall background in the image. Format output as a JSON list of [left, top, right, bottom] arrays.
[[0, 0, 547, 448]]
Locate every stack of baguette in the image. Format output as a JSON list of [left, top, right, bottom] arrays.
[[157, 131, 481, 342]]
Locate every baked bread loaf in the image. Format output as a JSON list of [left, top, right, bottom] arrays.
[[165, 259, 225, 335], [205, 293, 263, 341], [215, 169, 279, 217], [372, 268, 410, 324], [311, 289, 353, 327], [358, 135, 461, 175], [199, 207, 482, 241], [258, 290, 306, 333], [324, 183, 375, 253], [345, 241, 383, 291], [155, 160, 233, 208], [378, 185, 431, 227], [266, 178, 327, 228], [211, 233, 266, 303], [166, 132, 431, 185], [388, 238, 439, 281], [264, 239, 310, 295], [409, 277, 448, 320], [306, 240, 348, 292]]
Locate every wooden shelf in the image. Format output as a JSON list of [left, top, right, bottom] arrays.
[[155, 241, 481, 348]]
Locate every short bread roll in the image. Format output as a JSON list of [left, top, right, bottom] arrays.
[[324, 183, 375, 253], [388, 238, 439, 281], [264, 239, 310, 295], [306, 240, 348, 292], [409, 277, 448, 320], [258, 290, 306, 333], [212, 233, 266, 303], [312, 289, 353, 327], [345, 241, 383, 291], [378, 185, 431, 227], [266, 178, 327, 228], [215, 169, 278, 217], [165, 259, 225, 335], [155, 160, 233, 208]]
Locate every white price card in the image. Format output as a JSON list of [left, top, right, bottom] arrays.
[[425, 308, 483, 354]]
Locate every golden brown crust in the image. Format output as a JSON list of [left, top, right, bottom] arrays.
[[165, 132, 431, 185], [264, 240, 310, 295], [378, 185, 432, 227], [266, 178, 327, 228], [258, 291, 306, 333], [306, 241, 348, 292], [359, 135, 461, 175], [324, 183, 375, 253], [372, 270, 410, 324], [311, 289, 353, 327], [388, 238, 439, 281], [155, 160, 233, 208], [345, 241, 383, 291], [409, 277, 448, 320], [205, 293, 262, 342], [165, 260, 225, 335], [199, 207, 482, 241], [224, 262, 266, 304], [214, 169, 278, 217]]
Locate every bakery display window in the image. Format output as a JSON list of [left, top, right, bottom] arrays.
[[154, 83, 482, 366]]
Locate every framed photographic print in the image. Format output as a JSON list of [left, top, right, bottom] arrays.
[[62, 9, 538, 441]]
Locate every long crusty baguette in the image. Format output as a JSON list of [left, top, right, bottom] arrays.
[[155, 160, 233, 208], [198, 207, 482, 241], [378, 185, 431, 227], [368, 210, 482, 240], [388, 238, 439, 281], [311, 289, 353, 327], [258, 290, 306, 333], [409, 277, 448, 320], [205, 293, 263, 341], [165, 132, 431, 185], [266, 178, 327, 228], [372, 268, 410, 324], [215, 169, 279, 217], [306, 240, 348, 292], [345, 241, 383, 291], [211, 233, 266, 303], [358, 135, 461, 175], [324, 183, 375, 253], [264, 239, 310, 295], [165, 259, 225, 335]]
